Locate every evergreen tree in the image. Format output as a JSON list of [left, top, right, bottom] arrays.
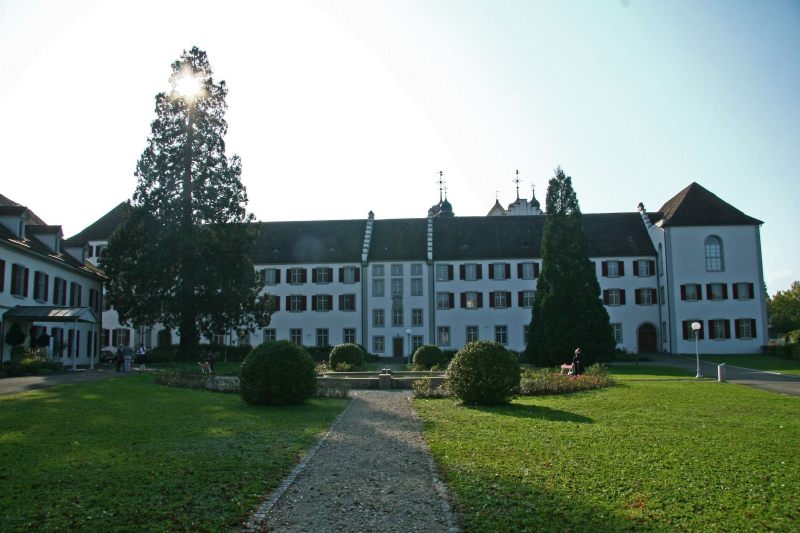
[[101, 47, 270, 357], [524, 167, 615, 366]]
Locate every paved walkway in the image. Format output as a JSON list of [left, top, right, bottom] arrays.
[[647, 354, 800, 397], [248, 390, 458, 532], [0, 368, 132, 395]]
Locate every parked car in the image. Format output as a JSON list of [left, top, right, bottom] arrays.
[[100, 350, 116, 364]]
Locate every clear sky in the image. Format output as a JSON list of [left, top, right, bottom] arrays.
[[1, 0, 798, 293]]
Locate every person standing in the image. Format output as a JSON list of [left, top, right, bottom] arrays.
[[123, 346, 132, 372], [136, 344, 147, 370]]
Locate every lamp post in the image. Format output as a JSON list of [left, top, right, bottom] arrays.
[[691, 321, 702, 378], [405, 328, 412, 364]]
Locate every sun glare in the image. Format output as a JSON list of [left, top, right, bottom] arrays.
[[174, 73, 203, 100]]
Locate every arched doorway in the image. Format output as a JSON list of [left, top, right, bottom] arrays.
[[637, 323, 658, 354]]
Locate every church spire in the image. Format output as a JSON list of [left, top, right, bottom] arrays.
[[514, 169, 521, 200], [438, 170, 445, 202]]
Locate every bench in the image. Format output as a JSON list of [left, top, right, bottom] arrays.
[[560, 364, 573, 374]]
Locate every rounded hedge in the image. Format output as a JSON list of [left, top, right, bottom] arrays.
[[329, 343, 366, 370], [445, 340, 521, 405], [413, 345, 448, 370], [240, 340, 316, 406]]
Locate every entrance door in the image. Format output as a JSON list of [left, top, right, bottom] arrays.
[[637, 323, 657, 353], [392, 337, 404, 358]]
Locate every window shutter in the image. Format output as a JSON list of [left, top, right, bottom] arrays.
[[489, 291, 496, 308], [534, 263, 540, 278], [517, 263, 523, 279], [602, 261, 608, 277], [476, 264, 482, 279], [706, 284, 712, 300], [750, 319, 757, 336], [338, 295, 344, 310], [488, 266, 494, 280], [732, 283, 738, 299], [312, 268, 319, 283], [459, 265, 466, 280], [460, 292, 467, 308], [112, 330, 118, 346], [311, 296, 318, 311], [447, 265, 454, 281], [680, 285, 686, 300], [633, 261, 639, 276], [339, 268, 344, 283], [618, 261, 625, 276], [634, 289, 641, 305], [735, 319, 741, 339], [651, 289, 658, 304], [699, 323, 704, 340], [301, 296, 307, 311], [506, 291, 512, 305], [603, 290, 609, 304], [649, 260, 656, 275], [448, 293, 454, 309], [682, 321, 689, 340], [724, 320, 731, 339], [271, 296, 280, 311], [355, 268, 360, 282], [275, 269, 281, 283], [620, 290, 626, 305], [518, 291, 524, 307], [0, 260, 4, 292], [722, 284, 728, 299], [44, 274, 49, 302], [477, 292, 483, 308], [23, 267, 29, 297], [505, 264, 511, 279], [707, 321, 714, 340], [696, 284, 702, 300], [301, 269, 308, 283]]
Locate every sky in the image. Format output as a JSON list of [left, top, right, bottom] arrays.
[[1, 0, 798, 293]]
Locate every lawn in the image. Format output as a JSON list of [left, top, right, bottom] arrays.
[[0, 374, 346, 532], [415, 378, 799, 532], [699, 354, 800, 376], [609, 364, 699, 381]]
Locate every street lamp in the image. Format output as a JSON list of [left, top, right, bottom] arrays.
[[405, 328, 412, 364], [691, 321, 702, 378]]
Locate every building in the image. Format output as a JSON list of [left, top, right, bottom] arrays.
[[64, 181, 767, 358], [0, 194, 104, 367]]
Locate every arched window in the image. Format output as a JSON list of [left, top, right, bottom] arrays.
[[705, 236, 723, 271]]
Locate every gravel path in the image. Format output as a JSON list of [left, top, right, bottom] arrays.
[[250, 390, 458, 532]]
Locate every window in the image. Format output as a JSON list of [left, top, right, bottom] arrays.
[[635, 288, 657, 305], [411, 277, 423, 296], [373, 336, 385, 353], [611, 323, 623, 344], [518, 262, 539, 280], [436, 292, 454, 310], [411, 308, 423, 327], [411, 264, 423, 276], [288, 295, 306, 312], [683, 320, 704, 340], [391, 278, 403, 296], [392, 308, 404, 327], [316, 328, 329, 347], [634, 260, 655, 277], [89, 288, 100, 313], [490, 291, 510, 309], [312, 267, 332, 284], [213, 333, 226, 346], [33, 271, 49, 301], [733, 282, 754, 300], [708, 319, 730, 340], [373, 309, 385, 327], [495, 325, 508, 345], [261, 268, 280, 285], [437, 326, 451, 347], [681, 284, 701, 301], [264, 329, 276, 342], [391, 264, 403, 276], [519, 290, 535, 308], [53, 277, 67, 305], [436, 264, 453, 281], [602, 260, 624, 277], [461, 263, 480, 281], [69, 282, 82, 306], [340, 266, 359, 284], [707, 283, 727, 301], [462, 291, 481, 309], [343, 328, 356, 344], [466, 325, 479, 343], [372, 278, 385, 297], [113, 328, 131, 347], [289, 268, 306, 285], [491, 263, 509, 280], [372, 264, 384, 277], [411, 335, 424, 352], [705, 236, 723, 271], [312, 294, 332, 312], [290, 328, 303, 345], [339, 294, 356, 311], [603, 289, 625, 306], [10, 264, 28, 297], [735, 319, 756, 340]]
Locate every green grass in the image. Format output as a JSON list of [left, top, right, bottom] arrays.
[[609, 364, 699, 381], [0, 374, 346, 532], [415, 380, 799, 532], [698, 354, 800, 376]]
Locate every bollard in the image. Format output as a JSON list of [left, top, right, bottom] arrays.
[[717, 363, 726, 382]]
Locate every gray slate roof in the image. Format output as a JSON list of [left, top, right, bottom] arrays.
[[252, 220, 366, 265], [656, 182, 762, 227], [369, 219, 428, 261], [65, 201, 132, 246]]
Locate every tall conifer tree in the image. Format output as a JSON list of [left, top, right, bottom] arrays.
[[524, 167, 615, 366], [102, 47, 270, 356]]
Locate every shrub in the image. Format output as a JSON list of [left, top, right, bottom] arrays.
[[155, 369, 209, 390], [240, 341, 316, 406], [306, 345, 332, 363], [445, 341, 520, 405], [413, 345, 448, 370], [412, 377, 449, 399], [329, 343, 366, 371], [519, 367, 613, 396], [1, 347, 62, 377]]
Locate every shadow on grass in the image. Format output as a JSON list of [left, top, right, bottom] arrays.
[[465, 402, 594, 423]]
